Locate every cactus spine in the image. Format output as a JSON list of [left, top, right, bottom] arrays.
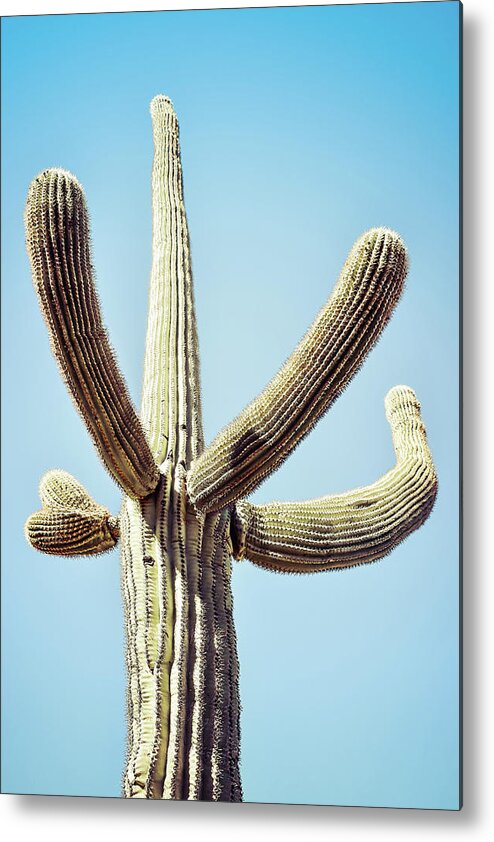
[[24, 95, 438, 801]]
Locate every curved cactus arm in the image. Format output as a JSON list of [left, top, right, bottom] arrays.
[[24, 170, 160, 499], [230, 387, 437, 573], [188, 228, 408, 514], [25, 470, 119, 556]]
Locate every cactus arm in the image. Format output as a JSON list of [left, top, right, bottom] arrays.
[[230, 387, 438, 573], [24, 169, 160, 499], [25, 469, 119, 556], [187, 228, 408, 514], [25, 508, 119, 556]]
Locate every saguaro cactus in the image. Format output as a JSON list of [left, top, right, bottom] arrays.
[[24, 95, 438, 801]]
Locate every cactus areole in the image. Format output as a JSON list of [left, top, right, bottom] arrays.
[[24, 95, 438, 801]]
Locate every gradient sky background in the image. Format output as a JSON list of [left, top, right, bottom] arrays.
[[1, 1, 460, 809]]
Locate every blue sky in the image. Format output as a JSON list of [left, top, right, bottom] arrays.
[[1, 2, 460, 808]]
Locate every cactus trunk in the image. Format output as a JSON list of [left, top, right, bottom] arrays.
[[122, 97, 241, 800], [121, 493, 241, 800]]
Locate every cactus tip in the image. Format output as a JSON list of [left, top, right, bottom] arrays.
[[364, 226, 407, 251], [31, 166, 80, 186], [150, 94, 175, 114], [26, 168, 84, 210], [357, 227, 409, 285], [384, 385, 420, 420]]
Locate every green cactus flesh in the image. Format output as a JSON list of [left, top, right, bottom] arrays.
[[24, 95, 438, 801]]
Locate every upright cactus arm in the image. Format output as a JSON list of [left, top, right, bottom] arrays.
[[24, 170, 160, 499], [25, 469, 119, 556], [187, 228, 408, 514], [231, 387, 438, 573]]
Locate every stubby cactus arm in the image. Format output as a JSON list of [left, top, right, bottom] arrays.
[[187, 228, 408, 514], [230, 387, 438, 573], [25, 469, 119, 556], [24, 170, 160, 499]]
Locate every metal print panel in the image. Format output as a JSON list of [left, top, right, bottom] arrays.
[[1, 1, 461, 809]]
